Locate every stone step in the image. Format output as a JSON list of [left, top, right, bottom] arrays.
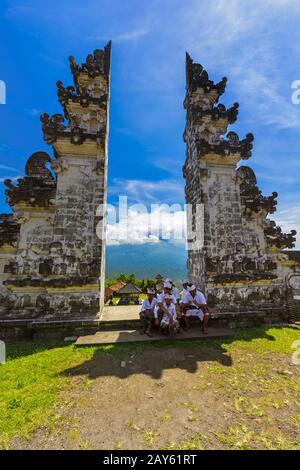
[[75, 326, 234, 347], [98, 306, 288, 331], [288, 304, 300, 324], [289, 314, 300, 324]]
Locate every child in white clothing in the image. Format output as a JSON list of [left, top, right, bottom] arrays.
[[160, 293, 180, 337], [140, 288, 157, 337]]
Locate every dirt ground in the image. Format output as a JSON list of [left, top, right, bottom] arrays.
[[11, 338, 300, 450]]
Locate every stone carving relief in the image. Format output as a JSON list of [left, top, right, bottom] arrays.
[[196, 131, 254, 160], [0, 214, 20, 248], [288, 274, 300, 290], [51, 158, 69, 175]]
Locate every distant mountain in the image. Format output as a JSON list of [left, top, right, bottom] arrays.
[[106, 242, 187, 284]]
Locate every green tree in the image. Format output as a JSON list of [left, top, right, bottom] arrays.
[[117, 273, 127, 283]]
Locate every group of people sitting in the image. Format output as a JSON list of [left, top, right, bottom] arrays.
[[140, 278, 210, 338]]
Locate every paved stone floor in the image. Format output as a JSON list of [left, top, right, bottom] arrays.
[[75, 305, 233, 346], [75, 327, 233, 346], [101, 304, 140, 322]]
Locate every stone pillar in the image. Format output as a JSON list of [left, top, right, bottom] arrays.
[[0, 215, 19, 315], [44, 43, 111, 316], [0, 43, 111, 321]]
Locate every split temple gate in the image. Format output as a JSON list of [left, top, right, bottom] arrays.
[[0, 45, 299, 337]]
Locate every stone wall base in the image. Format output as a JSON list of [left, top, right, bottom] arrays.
[[0, 308, 295, 341], [0, 318, 102, 341]]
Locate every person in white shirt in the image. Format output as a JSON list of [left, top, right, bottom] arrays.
[[182, 284, 210, 334], [155, 282, 177, 324], [165, 277, 180, 305], [181, 279, 189, 300], [177, 279, 190, 330], [140, 288, 157, 337], [159, 293, 180, 337]]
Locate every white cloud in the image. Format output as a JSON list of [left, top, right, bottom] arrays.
[[39, 53, 66, 68], [27, 108, 41, 116], [151, 156, 183, 177], [109, 177, 184, 204], [113, 28, 149, 43], [94, 28, 150, 44], [0, 164, 20, 173], [106, 201, 299, 249], [255, 172, 299, 186], [274, 203, 300, 249]]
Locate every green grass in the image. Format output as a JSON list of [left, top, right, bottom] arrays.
[[163, 434, 209, 450], [106, 293, 147, 306], [0, 325, 299, 449], [0, 342, 100, 448]]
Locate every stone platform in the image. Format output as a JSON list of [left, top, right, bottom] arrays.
[[0, 304, 291, 340], [101, 304, 140, 322], [98, 304, 288, 330], [75, 326, 234, 347]]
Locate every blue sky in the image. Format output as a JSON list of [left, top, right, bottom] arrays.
[[0, 0, 300, 274]]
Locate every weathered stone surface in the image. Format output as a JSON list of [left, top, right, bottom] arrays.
[[0, 214, 20, 248], [184, 54, 300, 319]]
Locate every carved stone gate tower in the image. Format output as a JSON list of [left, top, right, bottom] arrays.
[[183, 53, 300, 321], [0, 43, 111, 322]]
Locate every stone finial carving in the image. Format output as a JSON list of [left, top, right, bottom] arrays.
[[44, 46, 112, 150], [227, 103, 240, 124], [240, 133, 255, 160], [40, 112, 103, 145], [196, 131, 254, 160], [25, 151, 53, 179], [265, 221, 297, 250], [186, 53, 227, 97], [56, 81, 77, 107], [185, 102, 239, 126], [40, 113, 66, 144], [237, 166, 278, 215], [56, 80, 107, 115], [184, 54, 254, 162], [69, 41, 112, 81]]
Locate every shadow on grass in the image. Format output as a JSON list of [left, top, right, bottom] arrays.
[[5, 324, 299, 379], [61, 324, 298, 380], [6, 340, 68, 360], [64, 342, 232, 380]]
